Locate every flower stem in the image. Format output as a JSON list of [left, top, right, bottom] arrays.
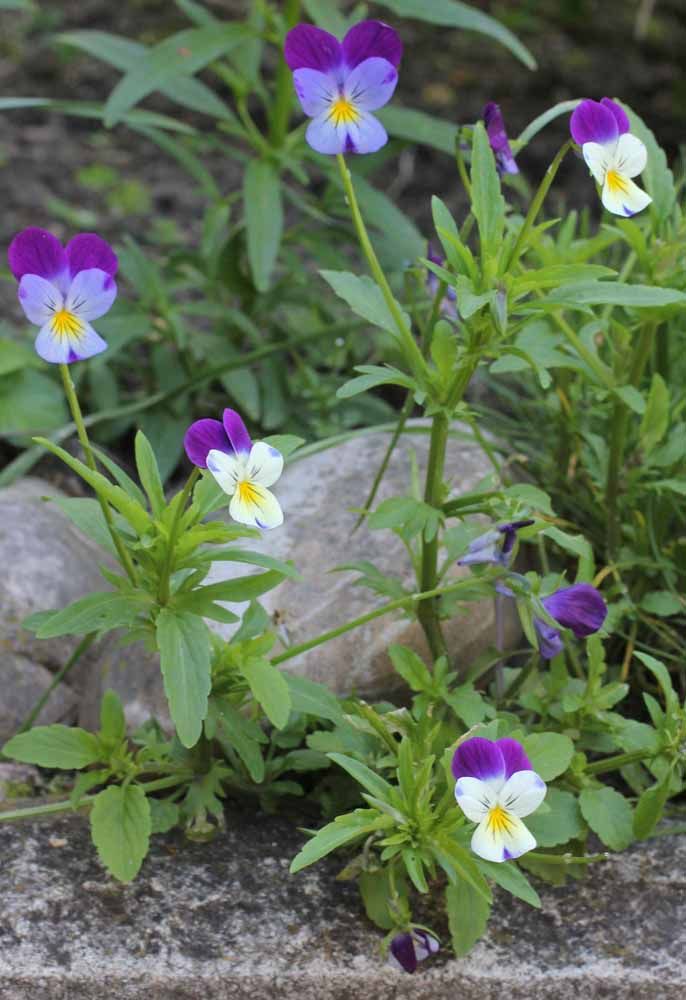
[[58, 363, 137, 585], [418, 410, 450, 660], [157, 467, 201, 606], [335, 153, 428, 382], [506, 139, 573, 270], [271, 575, 477, 667], [269, 0, 300, 146], [584, 748, 656, 776]]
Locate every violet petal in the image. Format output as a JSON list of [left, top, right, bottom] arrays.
[[284, 23, 342, 73], [600, 97, 630, 136], [534, 617, 564, 659], [389, 933, 417, 974], [542, 583, 607, 638], [570, 99, 619, 146], [342, 19, 402, 70], [8, 227, 67, 283], [65, 233, 118, 279], [222, 408, 252, 455], [184, 418, 230, 469], [451, 736, 505, 782], [496, 737, 532, 778]]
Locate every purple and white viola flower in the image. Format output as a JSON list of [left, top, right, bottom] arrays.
[[534, 582, 607, 659], [570, 98, 651, 217], [8, 227, 117, 364], [284, 20, 401, 155], [426, 245, 458, 319], [483, 102, 518, 176], [184, 408, 284, 529], [389, 930, 439, 974], [458, 519, 534, 568], [452, 736, 546, 863]]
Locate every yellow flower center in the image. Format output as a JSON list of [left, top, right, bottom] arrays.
[[51, 309, 83, 341], [486, 804, 515, 838], [606, 170, 629, 195], [237, 480, 260, 505], [329, 97, 360, 126]]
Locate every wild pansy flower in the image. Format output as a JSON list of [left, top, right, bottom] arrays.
[[389, 930, 439, 974], [483, 102, 518, 175], [184, 408, 284, 529], [452, 736, 546, 863], [534, 582, 607, 659], [458, 519, 534, 568], [570, 98, 651, 217], [426, 245, 457, 319], [8, 227, 117, 364], [284, 20, 401, 155]]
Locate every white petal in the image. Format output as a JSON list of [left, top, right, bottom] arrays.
[[34, 322, 71, 364], [292, 67, 338, 117], [454, 776, 496, 823], [471, 810, 537, 863], [229, 483, 283, 530], [64, 321, 108, 362], [66, 267, 117, 321], [499, 770, 547, 818], [206, 448, 242, 496], [601, 174, 652, 217], [18, 275, 63, 325], [246, 441, 284, 488], [614, 132, 647, 178], [582, 140, 613, 186]]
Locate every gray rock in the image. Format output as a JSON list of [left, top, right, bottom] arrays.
[[207, 423, 519, 699], [0, 810, 683, 998], [0, 652, 78, 743]]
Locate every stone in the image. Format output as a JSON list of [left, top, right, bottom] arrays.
[[0, 809, 683, 998], [0, 652, 78, 743], [207, 422, 520, 699]]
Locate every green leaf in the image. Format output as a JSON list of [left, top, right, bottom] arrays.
[[0, 369, 68, 435], [3, 725, 102, 769], [90, 784, 151, 882], [506, 483, 554, 515], [613, 385, 646, 415], [213, 699, 266, 782], [633, 769, 673, 840], [261, 434, 305, 459], [149, 798, 180, 835], [156, 609, 211, 748], [541, 526, 594, 580], [579, 786, 633, 851], [516, 100, 579, 148], [639, 374, 669, 455], [376, 105, 457, 155], [285, 675, 344, 725], [539, 281, 686, 310], [205, 550, 299, 579], [476, 859, 541, 908], [50, 497, 117, 556], [522, 732, 574, 781], [403, 847, 429, 892], [134, 430, 166, 517], [244, 159, 283, 292], [348, 172, 424, 266], [34, 592, 147, 639], [301, 0, 348, 36], [327, 753, 395, 802], [358, 868, 397, 929], [525, 788, 585, 848], [633, 651, 678, 715], [388, 644, 432, 691], [0, 97, 194, 134], [445, 879, 491, 956], [470, 121, 505, 262], [290, 810, 387, 873], [182, 569, 286, 606], [336, 365, 415, 399], [241, 657, 291, 730], [623, 104, 677, 227], [639, 591, 683, 617], [99, 690, 126, 742], [103, 24, 248, 126], [319, 270, 410, 339], [378, 0, 535, 69]]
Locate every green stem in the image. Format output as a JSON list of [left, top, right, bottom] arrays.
[[335, 153, 427, 382], [531, 852, 609, 865], [59, 363, 137, 585], [585, 748, 655, 776], [418, 411, 450, 659], [552, 312, 614, 390], [16, 633, 97, 735], [269, 0, 300, 146], [506, 140, 572, 271], [157, 468, 201, 605], [271, 575, 477, 667], [0, 774, 190, 824]]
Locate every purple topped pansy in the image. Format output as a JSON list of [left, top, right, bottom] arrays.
[[452, 736, 546, 863], [184, 408, 284, 530], [483, 103, 518, 176], [284, 20, 401, 155], [534, 582, 607, 660], [389, 930, 439, 974], [458, 519, 534, 568], [8, 227, 117, 364], [570, 98, 651, 217]]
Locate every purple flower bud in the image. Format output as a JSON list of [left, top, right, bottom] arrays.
[[483, 103, 518, 176], [533, 618, 564, 659], [389, 930, 439, 974], [534, 583, 607, 659], [458, 519, 533, 567]]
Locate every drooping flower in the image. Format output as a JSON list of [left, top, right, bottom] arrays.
[[452, 736, 546, 863], [458, 519, 534, 568], [570, 98, 651, 217], [534, 582, 607, 659], [389, 930, 439, 974], [8, 227, 117, 364], [284, 20, 401, 155], [184, 408, 284, 529], [426, 245, 458, 319], [483, 102, 518, 175]]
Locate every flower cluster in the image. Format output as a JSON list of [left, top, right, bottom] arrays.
[[570, 97, 651, 217], [452, 736, 546, 862], [8, 227, 117, 364], [184, 408, 284, 529], [285, 20, 401, 155]]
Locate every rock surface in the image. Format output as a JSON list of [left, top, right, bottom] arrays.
[[207, 423, 519, 700], [0, 809, 683, 999]]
